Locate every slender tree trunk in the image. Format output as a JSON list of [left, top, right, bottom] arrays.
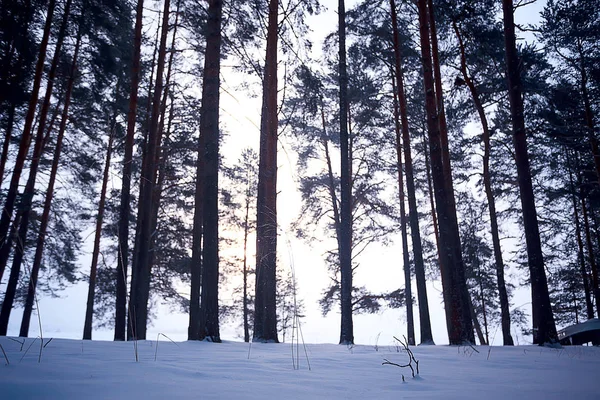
[[453, 21, 513, 346], [427, 0, 473, 344], [320, 99, 343, 280], [468, 293, 486, 345], [83, 115, 116, 340], [568, 153, 594, 320], [0, 0, 56, 285], [427, 0, 451, 186], [502, 0, 557, 345], [147, 2, 180, 268], [320, 99, 343, 267], [128, 9, 162, 332], [478, 267, 489, 344], [188, 139, 203, 340], [390, 0, 433, 345], [243, 193, 250, 343], [138, 3, 180, 333], [336, 0, 353, 346], [130, 0, 171, 341], [254, 0, 279, 343], [390, 69, 415, 346], [422, 125, 440, 256], [116, 0, 145, 342], [416, 0, 473, 345], [19, 30, 82, 338], [579, 180, 600, 319], [0, 0, 72, 335]]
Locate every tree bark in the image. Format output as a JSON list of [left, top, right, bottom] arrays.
[[468, 293, 487, 345], [416, 0, 473, 345], [254, 0, 279, 343], [197, 0, 222, 343], [116, 0, 145, 342], [501, 0, 557, 345], [129, 0, 171, 341], [579, 179, 600, 319], [336, 0, 353, 346], [83, 111, 116, 340], [567, 153, 594, 320], [243, 191, 250, 343], [19, 30, 82, 338], [453, 21, 513, 345], [391, 68, 415, 346], [390, 0, 433, 345], [0, 0, 56, 285], [128, 9, 162, 334], [0, 0, 71, 335]]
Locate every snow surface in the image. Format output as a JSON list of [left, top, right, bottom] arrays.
[[0, 337, 599, 399]]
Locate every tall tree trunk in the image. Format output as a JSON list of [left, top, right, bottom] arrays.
[[116, 0, 145, 342], [0, 0, 56, 285], [568, 153, 594, 320], [502, 0, 557, 345], [147, 1, 180, 267], [19, 29, 82, 338], [453, 21, 513, 346], [390, 69, 415, 345], [243, 192, 250, 343], [130, 0, 171, 341], [188, 139, 203, 339], [427, 0, 451, 188], [0, 0, 71, 335], [254, 0, 279, 343], [83, 113, 116, 340], [195, 0, 222, 343], [416, 0, 473, 345], [427, 0, 473, 344], [128, 9, 162, 335], [336, 0, 353, 346], [390, 0, 433, 345]]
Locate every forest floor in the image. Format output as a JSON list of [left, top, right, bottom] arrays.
[[0, 336, 599, 399]]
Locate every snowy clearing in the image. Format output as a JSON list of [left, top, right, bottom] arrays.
[[0, 337, 599, 399]]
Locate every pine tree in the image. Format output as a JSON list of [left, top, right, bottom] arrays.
[[0, 0, 56, 285], [254, 0, 279, 344], [197, 0, 222, 342], [115, 0, 144, 341], [502, 0, 558, 345], [416, 0, 473, 344]]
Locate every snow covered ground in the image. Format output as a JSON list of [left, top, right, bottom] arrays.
[[0, 337, 599, 399]]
